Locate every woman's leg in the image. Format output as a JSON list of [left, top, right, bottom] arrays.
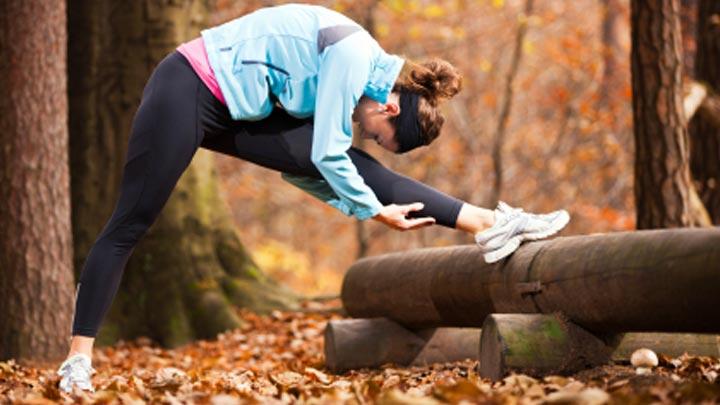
[[69, 52, 207, 350], [200, 110, 494, 232]]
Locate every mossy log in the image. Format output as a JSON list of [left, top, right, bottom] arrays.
[[479, 314, 613, 380], [341, 229, 720, 333], [479, 314, 720, 380], [324, 319, 480, 372]]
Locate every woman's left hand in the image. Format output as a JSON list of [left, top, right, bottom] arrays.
[[371, 203, 436, 231]]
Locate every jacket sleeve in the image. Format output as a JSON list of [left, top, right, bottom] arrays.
[[280, 173, 354, 216], [310, 31, 383, 221]]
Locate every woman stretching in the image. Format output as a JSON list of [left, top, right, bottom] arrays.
[[56, 4, 569, 393]]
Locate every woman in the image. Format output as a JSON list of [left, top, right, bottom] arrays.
[[56, 3, 569, 393]]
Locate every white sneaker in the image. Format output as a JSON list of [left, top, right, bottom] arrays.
[[475, 201, 570, 263], [57, 353, 96, 393]]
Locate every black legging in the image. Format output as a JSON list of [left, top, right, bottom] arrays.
[[71, 51, 464, 337]]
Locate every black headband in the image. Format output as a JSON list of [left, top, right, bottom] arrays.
[[394, 90, 424, 154]]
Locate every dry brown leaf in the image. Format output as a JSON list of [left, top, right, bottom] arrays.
[[542, 387, 609, 405], [149, 367, 190, 391], [271, 370, 304, 387], [382, 374, 402, 390], [377, 389, 442, 405], [432, 378, 485, 402], [210, 393, 243, 405], [304, 367, 331, 384]]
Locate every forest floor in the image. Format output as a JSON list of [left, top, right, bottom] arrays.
[[2, 301, 720, 404]]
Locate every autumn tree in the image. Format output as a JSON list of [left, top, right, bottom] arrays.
[[489, 0, 534, 207], [630, 0, 705, 228], [67, 0, 296, 348], [688, 0, 720, 223], [0, 0, 76, 361]]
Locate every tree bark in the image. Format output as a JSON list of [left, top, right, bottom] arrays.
[[689, 0, 720, 223], [0, 0, 75, 362], [341, 228, 720, 333], [68, 0, 297, 348], [631, 0, 706, 228]]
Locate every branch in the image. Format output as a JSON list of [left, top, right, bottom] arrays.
[[684, 80, 720, 127], [684, 81, 708, 121]]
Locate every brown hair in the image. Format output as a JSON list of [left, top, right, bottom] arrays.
[[392, 58, 463, 145]]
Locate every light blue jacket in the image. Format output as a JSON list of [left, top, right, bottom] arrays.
[[201, 3, 404, 220]]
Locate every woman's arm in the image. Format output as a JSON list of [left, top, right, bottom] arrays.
[[310, 31, 383, 220]]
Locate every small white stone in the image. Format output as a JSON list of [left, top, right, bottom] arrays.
[[631, 348, 659, 368]]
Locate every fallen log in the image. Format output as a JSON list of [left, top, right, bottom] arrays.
[[324, 318, 480, 372], [479, 314, 720, 380], [341, 228, 720, 333], [324, 317, 720, 374], [609, 332, 720, 361], [479, 314, 609, 380]]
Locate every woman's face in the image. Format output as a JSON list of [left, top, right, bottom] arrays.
[[352, 94, 401, 153]]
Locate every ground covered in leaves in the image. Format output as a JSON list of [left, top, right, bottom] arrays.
[[2, 305, 720, 404]]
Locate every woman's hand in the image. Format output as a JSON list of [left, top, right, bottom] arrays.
[[371, 203, 436, 231]]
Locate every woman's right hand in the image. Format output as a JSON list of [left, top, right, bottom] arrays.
[[372, 202, 436, 231]]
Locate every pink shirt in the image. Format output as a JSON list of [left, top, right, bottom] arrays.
[[176, 37, 226, 105]]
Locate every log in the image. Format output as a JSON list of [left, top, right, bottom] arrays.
[[324, 318, 480, 372], [479, 314, 609, 380], [341, 228, 720, 333], [479, 314, 720, 380], [325, 317, 720, 374], [609, 333, 720, 361]]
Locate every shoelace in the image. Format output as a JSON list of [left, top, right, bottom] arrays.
[[497, 201, 524, 220]]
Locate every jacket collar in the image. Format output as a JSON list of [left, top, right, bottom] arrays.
[[364, 49, 404, 104]]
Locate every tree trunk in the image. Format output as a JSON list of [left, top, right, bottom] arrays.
[[689, 0, 720, 223], [599, 0, 623, 108], [489, 0, 533, 207], [0, 0, 75, 362], [350, 0, 378, 261], [68, 0, 297, 348], [341, 228, 720, 333], [631, 0, 705, 228]]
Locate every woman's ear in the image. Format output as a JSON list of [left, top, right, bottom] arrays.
[[383, 101, 401, 117]]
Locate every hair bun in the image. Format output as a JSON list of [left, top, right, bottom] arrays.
[[407, 58, 462, 105]]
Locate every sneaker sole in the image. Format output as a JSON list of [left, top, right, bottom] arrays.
[[521, 210, 570, 241], [484, 235, 521, 263]]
